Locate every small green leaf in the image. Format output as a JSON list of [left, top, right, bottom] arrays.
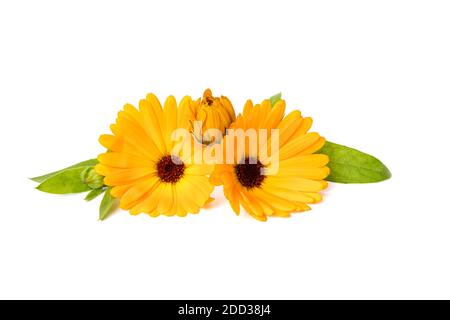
[[269, 92, 282, 107], [31, 159, 99, 183], [36, 166, 93, 194], [99, 187, 118, 220], [84, 188, 105, 201], [319, 141, 391, 183]]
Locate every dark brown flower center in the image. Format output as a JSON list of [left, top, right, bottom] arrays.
[[234, 158, 265, 189], [202, 89, 215, 106], [205, 96, 214, 106], [157, 155, 185, 183]]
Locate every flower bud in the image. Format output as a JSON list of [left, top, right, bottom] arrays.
[[82, 167, 104, 189], [191, 89, 236, 144]]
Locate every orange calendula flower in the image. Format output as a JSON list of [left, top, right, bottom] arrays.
[[190, 89, 236, 144], [210, 99, 330, 221], [95, 94, 214, 217]]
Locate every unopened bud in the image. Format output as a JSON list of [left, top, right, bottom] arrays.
[[82, 167, 104, 189], [191, 89, 236, 144]]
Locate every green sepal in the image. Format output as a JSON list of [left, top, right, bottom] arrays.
[[36, 166, 93, 194], [84, 188, 106, 201], [319, 141, 391, 183], [31, 159, 99, 183], [99, 187, 118, 220]]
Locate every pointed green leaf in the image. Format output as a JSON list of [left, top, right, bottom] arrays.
[[269, 92, 282, 107], [31, 159, 99, 183], [84, 188, 105, 201], [36, 166, 92, 194], [319, 141, 391, 183], [99, 187, 118, 220]]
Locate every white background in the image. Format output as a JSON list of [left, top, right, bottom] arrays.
[[1, 0, 449, 299]]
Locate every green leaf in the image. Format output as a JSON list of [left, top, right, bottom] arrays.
[[31, 159, 99, 183], [84, 188, 105, 201], [269, 92, 282, 107], [319, 141, 391, 183], [99, 187, 118, 221], [36, 166, 93, 194]]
